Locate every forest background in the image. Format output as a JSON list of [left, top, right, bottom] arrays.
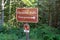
[[0, 0, 60, 40]]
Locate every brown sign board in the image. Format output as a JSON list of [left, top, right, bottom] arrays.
[[16, 8, 38, 23]]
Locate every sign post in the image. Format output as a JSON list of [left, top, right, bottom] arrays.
[[26, 32, 29, 40], [24, 23, 30, 40], [16, 8, 38, 40]]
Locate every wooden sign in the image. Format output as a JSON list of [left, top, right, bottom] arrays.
[[16, 8, 38, 23]]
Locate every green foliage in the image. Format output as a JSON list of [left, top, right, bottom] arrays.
[[22, 0, 32, 6], [30, 24, 60, 40], [21, 0, 37, 7], [0, 0, 60, 40], [0, 24, 60, 40], [0, 33, 18, 40], [1, 23, 25, 39]]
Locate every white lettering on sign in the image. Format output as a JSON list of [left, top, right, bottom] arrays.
[[18, 16, 35, 19], [17, 11, 36, 14]]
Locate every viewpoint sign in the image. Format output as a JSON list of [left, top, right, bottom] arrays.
[[16, 8, 38, 23]]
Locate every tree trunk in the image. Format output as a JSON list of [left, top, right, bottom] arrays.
[[1, 0, 4, 24]]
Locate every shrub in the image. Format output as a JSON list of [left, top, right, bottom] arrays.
[[0, 33, 18, 40], [30, 24, 60, 40], [0, 23, 60, 40]]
